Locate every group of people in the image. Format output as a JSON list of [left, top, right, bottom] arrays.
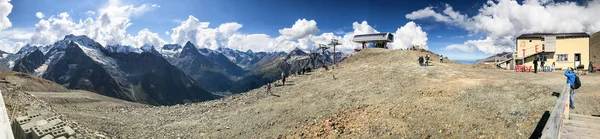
[[532, 55, 550, 73], [265, 67, 313, 96], [417, 54, 446, 66], [296, 67, 312, 75]]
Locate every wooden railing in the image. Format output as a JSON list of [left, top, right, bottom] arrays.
[[541, 84, 570, 139], [517, 45, 545, 59]]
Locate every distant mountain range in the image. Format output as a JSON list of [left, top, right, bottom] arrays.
[[0, 34, 345, 105], [475, 52, 513, 64], [455, 60, 478, 64]]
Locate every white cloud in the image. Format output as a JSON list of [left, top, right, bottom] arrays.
[[389, 21, 429, 50], [28, 0, 161, 48], [443, 36, 513, 54], [351, 21, 378, 34], [35, 12, 45, 19], [133, 28, 166, 48], [85, 11, 96, 17], [408, 0, 600, 54], [0, 28, 32, 53], [0, 0, 13, 31], [170, 15, 210, 46], [278, 19, 319, 40], [1, 0, 431, 55], [445, 44, 475, 52]]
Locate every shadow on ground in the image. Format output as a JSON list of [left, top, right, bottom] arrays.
[[529, 111, 550, 139]]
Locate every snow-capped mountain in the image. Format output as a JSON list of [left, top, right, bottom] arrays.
[[12, 35, 217, 105], [165, 41, 245, 92], [106, 44, 140, 53], [5, 34, 348, 103], [216, 47, 275, 69], [162, 44, 182, 51]]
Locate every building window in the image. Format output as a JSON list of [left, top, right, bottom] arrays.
[[557, 54, 568, 61], [529, 40, 532, 42]]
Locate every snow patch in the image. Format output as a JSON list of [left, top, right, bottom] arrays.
[[8, 61, 14, 69], [34, 64, 48, 76], [78, 43, 119, 67]]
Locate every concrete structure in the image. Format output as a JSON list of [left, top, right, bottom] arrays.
[[514, 33, 590, 70], [12, 113, 75, 139], [353, 33, 394, 49]]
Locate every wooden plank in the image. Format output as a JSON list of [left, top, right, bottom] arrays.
[[561, 134, 598, 139], [542, 84, 570, 139], [568, 118, 600, 126], [0, 90, 15, 139], [565, 120, 600, 130], [562, 126, 600, 138], [570, 114, 600, 122]]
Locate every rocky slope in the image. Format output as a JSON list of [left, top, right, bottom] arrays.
[[6, 48, 600, 138], [590, 32, 600, 64]]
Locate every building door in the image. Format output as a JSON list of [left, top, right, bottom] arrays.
[[575, 53, 581, 69]]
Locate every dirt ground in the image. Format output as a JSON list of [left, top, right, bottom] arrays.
[[3, 48, 600, 138]]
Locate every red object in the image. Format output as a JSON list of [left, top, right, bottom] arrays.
[[522, 49, 525, 57], [535, 45, 538, 53], [527, 66, 532, 72]]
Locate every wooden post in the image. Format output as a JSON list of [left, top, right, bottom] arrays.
[[541, 84, 571, 138]]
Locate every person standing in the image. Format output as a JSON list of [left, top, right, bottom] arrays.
[[552, 62, 556, 72], [541, 55, 546, 72], [418, 56, 424, 66], [440, 55, 443, 63], [533, 57, 538, 73], [266, 82, 273, 95], [281, 72, 286, 86], [589, 62, 594, 73], [425, 54, 430, 66], [565, 67, 577, 109]]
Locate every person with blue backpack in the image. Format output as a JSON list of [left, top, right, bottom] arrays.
[[565, 67, 581, 109]]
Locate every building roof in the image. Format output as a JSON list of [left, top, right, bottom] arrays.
[[517, 32, 590, 39], [353, 33, 390, 38], [353, 33, 394, 43]]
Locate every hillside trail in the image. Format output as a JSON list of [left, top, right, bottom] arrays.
[[4, 48, 600, 138]]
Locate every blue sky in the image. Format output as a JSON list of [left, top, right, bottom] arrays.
[[2, 0, 599, 60]]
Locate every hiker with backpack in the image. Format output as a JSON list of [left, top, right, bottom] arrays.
[[418, 56, 424, 66], [565, 67, 580, 109]]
